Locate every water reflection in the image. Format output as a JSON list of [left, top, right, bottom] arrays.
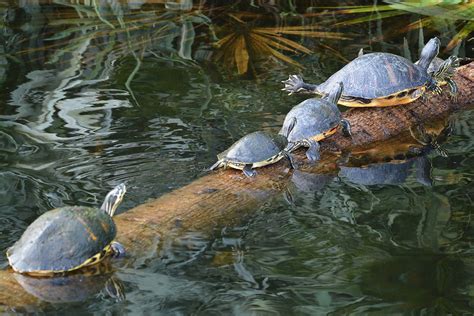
[[14, 269, 124, 304], [291, 169, 336, 193], [339, 155, 433, 186]]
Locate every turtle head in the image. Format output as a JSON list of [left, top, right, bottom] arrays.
[[418, 37, 440, 71], [100, 183, 126, 217], [325, 81, 343, 104]]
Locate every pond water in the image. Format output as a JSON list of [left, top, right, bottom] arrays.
[[1, 1, 473, 314]]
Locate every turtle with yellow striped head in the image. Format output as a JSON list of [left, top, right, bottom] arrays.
[[279, 82, 351, 161], [6, 184, 126, 276]]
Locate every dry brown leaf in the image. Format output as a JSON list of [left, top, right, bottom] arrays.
[[254, 31, 312, 54], [234, 35, 249, 75], [255, 29, 349, 39], [215, 33, 237, 48], [251, 33, 298, 53]]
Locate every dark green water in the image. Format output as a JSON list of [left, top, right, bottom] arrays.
[[1, 1, 474, 314]]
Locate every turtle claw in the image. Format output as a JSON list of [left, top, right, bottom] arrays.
[[282, 74, 307, 95], [111, 241, 126, 258]]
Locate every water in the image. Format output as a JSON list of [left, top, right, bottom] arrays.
[[1, 1, 473, 314]]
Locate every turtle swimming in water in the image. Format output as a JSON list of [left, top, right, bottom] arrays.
[[279, 82, 351, 161], [282, 37, 457, 107], [7, 183, 127, 276], [209, 124, 296, 177]]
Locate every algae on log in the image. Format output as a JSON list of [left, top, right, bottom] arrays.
[[0, 63, 473, 310]]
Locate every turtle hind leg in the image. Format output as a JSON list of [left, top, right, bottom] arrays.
[[305, 139, 320, 162], [340, 119, 352, 137], [243, 164, 257, 177]]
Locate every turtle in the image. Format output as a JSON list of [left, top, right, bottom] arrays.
[[6, 183, 127, 276], [282, 37, 457, 107], [209, 125, 296, 177], [279, 82, 351, 161]]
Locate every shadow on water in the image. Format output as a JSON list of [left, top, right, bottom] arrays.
[[0, 0, 473, 313]]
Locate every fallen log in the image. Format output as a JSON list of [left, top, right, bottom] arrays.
[[0, 62, 473, 310]]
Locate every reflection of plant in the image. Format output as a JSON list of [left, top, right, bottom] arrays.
[[332, 1, 473, 51], [0, 4, 22, 85], [214, 13, 348, 75], [36, 0, 212, 104]]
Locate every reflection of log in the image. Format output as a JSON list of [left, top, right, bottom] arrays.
[[0, 63, 473, 310]]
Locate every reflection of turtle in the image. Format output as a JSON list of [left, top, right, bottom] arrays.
[[279, 82, 351, 161], [7, 184, 126, 276], [282, 38, 457, 107], [339, 156, 432, 186], [14, 267, 125, 303], [409, 119, 453, 157], [209, 126, 295, 177], [291, 170, 335, 193]]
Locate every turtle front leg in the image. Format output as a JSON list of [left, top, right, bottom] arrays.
[[340, 119, 352, 137], [243, 164, 257, 177], [304, 139, 320, 162], [111, 241, 126, 258], [281, 75, 319, 95], [427, 79, 443, 95], [447, 78, 458, 102]]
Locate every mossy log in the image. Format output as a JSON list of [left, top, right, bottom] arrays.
[[1, 63, 473, 310]]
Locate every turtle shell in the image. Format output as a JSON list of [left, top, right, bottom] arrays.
[[318, 53, 429, 100], [7, 206, 116, 274], [218, 131, 287, 164], [279, 98, 341, 143]]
